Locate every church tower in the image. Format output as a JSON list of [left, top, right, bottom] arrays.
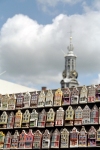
[[60, 31, 79, 88]]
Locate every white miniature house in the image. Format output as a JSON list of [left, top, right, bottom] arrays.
[[46, 108, 55, 127], [71, 87, 79, 104], [79, 85, 88, 103], [30, 109, 38, 127], [23, 92, 31, 108], [22, 110, 30, 128], [60, 128, 69, 148], [38, 90, 45, 107], [45, 89, 53, 107]]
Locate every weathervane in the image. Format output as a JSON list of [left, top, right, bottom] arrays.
[[67, 26, 74, 51]]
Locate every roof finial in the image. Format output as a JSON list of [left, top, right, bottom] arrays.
[[67, 26, 74, 52]]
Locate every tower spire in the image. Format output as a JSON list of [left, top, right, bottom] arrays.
[[67, 26, 74, 52]]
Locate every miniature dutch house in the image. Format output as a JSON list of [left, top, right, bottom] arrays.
[[42, 129, 51, 149], [88, 126, 96, 147], [0, 111, 8, 128], [38, 90, 45, 107], [88, 85, 96, 103], [74, 106, 83, 125], [25, 129, 34, 149], [45, 89, 53, 107], [0, 94, 3, 109], [19, 130, 27, 149], [82, 105, 91, 124], [16, 93, 24, 109], [79, 85, 88, 103], [22, 109, 30, 128], [8, 94, 16, 110], [11, 130, 19, 149], [30, 109, 38, 127], [90, 105, 98, 124], [4, 131, 11, 149], [14, 110, 22, 128], [96, 127, 100, 146], [96, 84, 100, 101], [38, 109, 46, 127], [30, 91, 38, 108], [1, 94, 9, 110], [54, 88, 62, 106], [51, 129, 60, 148], [70, 127, 79, 148], [60, 128, 69, 148], [46, 108, 55, 127], [7, 112, 14, 128], [78, 126, 87, 147], [99, 107, 100, 124], [33, 130, 42, 149], [65, 106, 74, 126], [55, 107, 64, 126], [71, 87, 79, 104], [0, 131, 5, 148], [62, 88, 71, 105], [23, 91, 31, 108]]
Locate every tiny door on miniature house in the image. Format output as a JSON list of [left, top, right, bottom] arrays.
[[54, 88, 62, 106], [14, 110, 22, 128], [96, 84, 100, 101], [62, 88, 71, 105], [19, 130, 27, 149], [0, 132, 5, 148], [79, 85, 88, 103], [38, 109, 46, 127], [45, 89, 53, 107], [90, 105, 98, 124], [70, 127, 79, 148], [96, 127, 100, 146], [16, 93, 24, 109], [42, 129, 51, 149], [88, 126, 96, 147], [30, 91, 38, 108], [1, 94, 9, 110], [25, 129, 34, 149], [46, 108, 55, 127], [7, 112, 14, 128], [51, 129, 60, 148], [78, 126, 87, 147], [33, 130, 42, 149], [55, 107, 64, 126], [8, 94, 16, 110], [0, 94, 3, 109], [38, 90, 45, 107], [4, 131, 11, 148], [74, 106, 83, 125], [11, 130, 19, 149], [82, 105, 91, 125], [30, 109, 38, 127], [23, 92, 31, 108], [0, 111, 8, 128], [71, 87, 79, 104], [22, 110, 30, 128], [65, 106, 74, 126], [88, 85, 96, 103], [60, 128, 69, 148]]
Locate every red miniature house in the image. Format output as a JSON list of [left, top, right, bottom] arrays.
[[51, 129, 60, 148], [25, 129, 34, 149]]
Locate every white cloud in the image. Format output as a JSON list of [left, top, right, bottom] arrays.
[[92, 74, 100, 85]]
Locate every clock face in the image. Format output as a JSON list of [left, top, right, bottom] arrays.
[[62, 70, 66, 78], [69, 70, 78, 79]]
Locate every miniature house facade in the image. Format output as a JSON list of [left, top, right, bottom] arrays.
[[19, 130, 27, 148], [30, 109, 38, 127], [82, 105, 91, 124], [60, 128, 69, 148], [0, 111, 8, 128], [55, 107, 64, 126], [33, 130, 42, 149], [96, 84, 100, 101], [96, 127, 100, 146], [23, 92, 31, 108], [74, 106, 83, 125], [14, 110, 22, 128], [46, 108, 55, 127], [78, 126, 87, 147], [88, 85, 96, 103], [11, 130, 19, 148], [71, 87, 79, 104], [0, 94, 3, 109], [7, 112, 14, 128], [38, 109, 46, 127], [54, 88, 62, 106], [1, 94, 9, 110], [22, 110, 30, 127], [30, 92, 38, 108], [38, 90, 45, 107], [79, 85, 88, 103], [16, 93, 24, 109], [70, 127, 78, 148], [90, 105, 98, 124], [88, 126, 96, 147], [51, 129, 60, 148], [45, 89, 53, 107], [42, 129, 50, 149], [65, 106, 74, 126], [4, 131, 11, 148], [62, 88, 71, 105], [8, 94, 16, 110], [25, 129, 34, 149]]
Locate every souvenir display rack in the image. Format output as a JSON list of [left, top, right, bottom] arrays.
[[0, 85, 100, 149]]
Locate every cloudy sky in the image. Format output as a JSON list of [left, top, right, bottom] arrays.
[[0, 0, 100, 90]]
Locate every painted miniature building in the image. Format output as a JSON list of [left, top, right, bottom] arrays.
[[38, 90, 45, 107], [96, 127, 100, 146], [23, 91, 31, 108], [71, 87, 79, 104], [14, 110, 22, 128], [45, 89, 53, 107], [78, 126, 87, 147], [0, 111, 8, 128], [70, 127, 78, 148], [8, 94, 16, 110], [16, 93, 24, 109], [79, 85, 88, 103], [38, 109, 46, 127], [82, 105, 91, 124], [90, 105, 98, 124], [62, 88, 71, 105], [4, 131, 11, 148], [74, 106, 83, 125], [0, 131, 5, 148], [42, 129, 51, 149], [30, 109, 38, 127], [65, 106, 74, 126], [0, 94, 3, 109], [96, 84, 100, 101], [30, 91, 38, 108], [54, 88, 62, 106], [25, 129, 34, 149], [33, 130, 42, 149], [88, 85, 96, 103], [88, 126, 96, 147], [1, 94, 9, 110], [60, 128, 69, 148], [51, 129, 60, 148], [7, 112, 14, 128], [19, 130, 27, 148], [99, 107, 100, 124], [11, 130, 19, 148], [55, 107, 64, 126], [46, 108, 55, 127], [22, 109, 30, 128]]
